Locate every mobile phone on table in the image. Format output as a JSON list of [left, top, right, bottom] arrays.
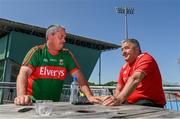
[[71, 102, 94, 105]]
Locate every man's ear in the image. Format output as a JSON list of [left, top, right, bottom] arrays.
[[135, 47, 140, 54], [47, 34, 52, 41]]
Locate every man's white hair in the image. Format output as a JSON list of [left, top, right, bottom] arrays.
[[46, 24, 65, 40]]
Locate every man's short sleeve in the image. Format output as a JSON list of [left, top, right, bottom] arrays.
[[66, 50, 80, 74], [22, 46, 39, 71], [134, 54, 154, 76]]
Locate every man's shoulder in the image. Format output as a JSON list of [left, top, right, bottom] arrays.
[[61, 48, 73, 54], [136, 52, 156, 66], [138, 52, 153, 60], [31, 44, 46, 52], [62, 48, 69, 52], [61, 48, 77, 60], [26, 44, 45, 56]]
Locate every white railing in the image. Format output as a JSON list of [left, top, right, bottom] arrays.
[[0, 82, 16, 89], [0, 82, 180, 111]]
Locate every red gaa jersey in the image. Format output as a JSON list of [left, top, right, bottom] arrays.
[[118, 52, 166, 106]]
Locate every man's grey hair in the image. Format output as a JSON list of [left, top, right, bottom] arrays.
[[46, 24, 65, 40], [121, 38, 142, 53]]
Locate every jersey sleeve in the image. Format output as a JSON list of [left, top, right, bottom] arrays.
[[134, 54, 154, 76], [22, 46, 39, 71], [66, 50, 80, 74]]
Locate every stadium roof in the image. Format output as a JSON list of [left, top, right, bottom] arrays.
[[0, 18, 120, 51]]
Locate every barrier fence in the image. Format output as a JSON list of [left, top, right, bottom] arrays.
[[0, 82, 180, 111]]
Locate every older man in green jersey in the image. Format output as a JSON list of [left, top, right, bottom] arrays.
[[14, 24, 101, 105]]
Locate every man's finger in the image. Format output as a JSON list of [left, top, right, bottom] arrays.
[[102, 98, 113, 106], [20, 96, 25, 105], [24, 96, 30, 105], [16, 97, 20, 105], [14, 97, 17, 104]]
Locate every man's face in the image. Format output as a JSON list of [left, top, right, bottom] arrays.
[[49, 28, 66, 51], [121, 42, 139, 63]]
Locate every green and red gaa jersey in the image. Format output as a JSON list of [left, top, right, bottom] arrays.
[[22, 44, 80, 101]]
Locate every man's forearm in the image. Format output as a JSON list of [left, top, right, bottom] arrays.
[[74, 70, 94, 99], [16, 66, 32, 96], [116, 77, 140, 103], [80, 84, 93, 99], [116, 72, 144, 103], [17, 77, 27, 96], [16, 73, 28, 96]]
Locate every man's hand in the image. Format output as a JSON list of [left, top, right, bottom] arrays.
[[87, 96, 102, 104], [101, 96, 122, 106], [14, 95, 32, 106]]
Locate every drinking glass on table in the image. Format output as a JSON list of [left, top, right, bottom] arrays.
[[35, 100, 53, 116]]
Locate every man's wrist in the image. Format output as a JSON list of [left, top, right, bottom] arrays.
[[113, 96, 123, 104], [86, 95, 93, 99]]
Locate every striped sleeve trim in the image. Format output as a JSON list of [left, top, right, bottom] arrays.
[[70, 67, 79, 75], [65, 49, 80, 69], [22, 44, 45, 65]]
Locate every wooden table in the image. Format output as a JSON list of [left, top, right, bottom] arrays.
[[0, 102, 180, 118]]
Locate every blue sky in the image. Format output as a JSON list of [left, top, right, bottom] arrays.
[[0, 0, 179, 84]]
